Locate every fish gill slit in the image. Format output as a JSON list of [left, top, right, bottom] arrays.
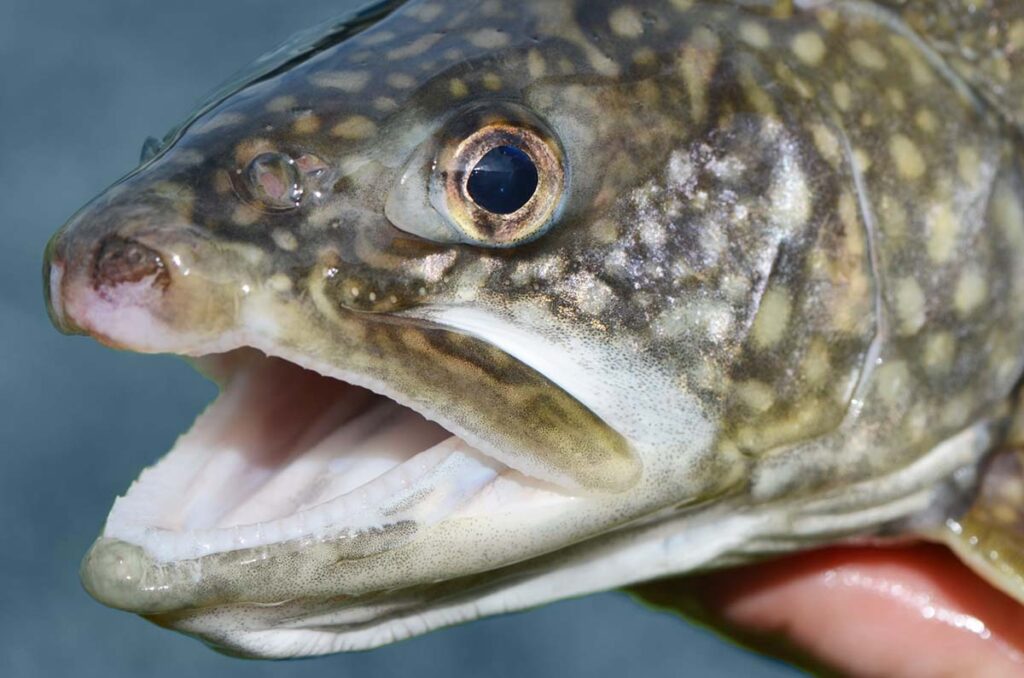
[[835, 120, 887, 424]]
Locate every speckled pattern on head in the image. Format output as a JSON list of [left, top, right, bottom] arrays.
[[44, 0, 1024, 658]]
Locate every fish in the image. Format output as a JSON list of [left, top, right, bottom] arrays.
[[43, 0, 1024, 659]]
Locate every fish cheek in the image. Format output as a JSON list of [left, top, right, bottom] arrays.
[[308, 264, 638, 493]]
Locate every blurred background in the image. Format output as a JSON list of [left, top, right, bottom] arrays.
[[0, 1, 796, 675]]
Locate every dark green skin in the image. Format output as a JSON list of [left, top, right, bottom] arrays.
[[44, 0, 1024, 656]]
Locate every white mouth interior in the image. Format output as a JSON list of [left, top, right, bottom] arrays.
[[104, 348, 569, 563]]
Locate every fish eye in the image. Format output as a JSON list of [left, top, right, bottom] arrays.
[[441, 121, 564, 247], [466, 145, 539, 215], [245, 152, 303, 210], [385, 105, 566, 247]]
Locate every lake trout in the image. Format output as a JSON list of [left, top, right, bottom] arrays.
[[43, 0, 1024, 659]]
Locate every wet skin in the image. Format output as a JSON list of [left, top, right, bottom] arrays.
[[42, 0, 1024, 666]]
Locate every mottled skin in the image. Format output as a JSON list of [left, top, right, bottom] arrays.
[[44, 0, 1024, 658]]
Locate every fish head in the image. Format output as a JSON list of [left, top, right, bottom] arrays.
[[43, 0, 852, 657]]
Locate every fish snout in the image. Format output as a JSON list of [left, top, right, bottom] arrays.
[[44, 210, 172, 332], [41, 194, 206, 350], [44, 194, 249, 353]]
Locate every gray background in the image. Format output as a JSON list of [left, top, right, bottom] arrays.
[[0, 1, 796, 675]]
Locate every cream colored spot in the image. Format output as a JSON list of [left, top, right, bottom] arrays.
[[633, 48, 657, 67], [268, 274, 293, 293], [900, 402, 928, 440], [468, 28, 509, 49], [894, 276, 926, 336], [852, 148, 872, 173], [802, 339, 830, 386], [994, 503, 1019, 526], [831, 81, 852, 111], [213, 170, 233, 195], [889, 135, 925, 180], [739, 21, 771, 49], [875, 360, 910, 407], [810, 123, 840, 165], [923, 332, 955, 373], [678, 27, 720, 123], [449, 78, 469, 97], [266, 95, 297, 113], [892, 39, 935, 86], [669, 0, 694, 9], [590, 218, 619, 245], [737, 380, 775, 414], [194, 112, 246, 135], [994, 179, 1024, 248], [879, 193, 908, 242], [360, 30, 395, 46], [272, 229, 298, 252], [411, 3, 442, 22], [291, 113, 321, 135], [310, 70, 370, 92], [914, 109, 939, 134], [956, 147, 981, 185], [233, 138, 275, 166], [374, 97, 399, 112], [565, 272, 615, 316], [791, 31, 826, 65], [387, 33, 443, 60], [527, 49, 547, 79], [886, 88, 905, 111], [655, 300, 733, 342], [232, 205, 261, 227], [482, 73, 502, 91], [609, 7, 644, 38], [926, 202, 959, 263], [740, 65, 776, 115], [838, 190, 860, 233], [331, 116, 377, 140], [387, 73, 415, 89], [941, 393, 971, 429], [849, 39, 887, 70], [752, 288, 792, 349], [1010, 20, 1024, 50], [770, 152, 811, 231], [954, 268, 987, 317], [817, 7, 840, 30]]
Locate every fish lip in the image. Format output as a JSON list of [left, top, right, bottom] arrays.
[[79, 521, 420, 616]]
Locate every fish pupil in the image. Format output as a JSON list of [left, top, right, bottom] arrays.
[[466, 145, 538, 215]]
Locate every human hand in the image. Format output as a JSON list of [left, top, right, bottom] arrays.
[[631, 544, 1024, 677]]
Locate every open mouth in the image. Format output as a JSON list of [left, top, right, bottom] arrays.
[[104, 348, 569, 563]]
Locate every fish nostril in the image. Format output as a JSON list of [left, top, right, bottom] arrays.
[[93, 237, 170, 290]]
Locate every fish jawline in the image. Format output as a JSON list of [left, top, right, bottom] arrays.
[[101, 346, 570, 564]]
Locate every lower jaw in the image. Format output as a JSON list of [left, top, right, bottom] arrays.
[[99, 348, 564, 564]]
